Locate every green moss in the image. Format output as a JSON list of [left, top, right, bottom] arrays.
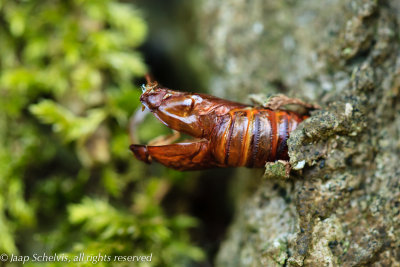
[[263, 161, 290, 180], [0, 1, 204, 266]]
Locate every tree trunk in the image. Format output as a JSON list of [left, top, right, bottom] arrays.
[[197, 0, 400, 266]]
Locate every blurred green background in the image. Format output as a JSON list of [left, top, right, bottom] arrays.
[[0, 0, 234, 266]]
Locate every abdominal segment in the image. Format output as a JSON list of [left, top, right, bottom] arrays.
[[210, 109, 304, 168]]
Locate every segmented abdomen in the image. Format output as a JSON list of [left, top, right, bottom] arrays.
[[211, 108, 305, 167]]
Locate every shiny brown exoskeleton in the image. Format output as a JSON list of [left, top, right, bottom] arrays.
[[130, 79, 316, 171]]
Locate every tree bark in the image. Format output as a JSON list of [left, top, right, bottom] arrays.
[[197, 0, 400, 266]]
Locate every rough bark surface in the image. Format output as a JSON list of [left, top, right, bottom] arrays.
[[197, 0, 400, 266]]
